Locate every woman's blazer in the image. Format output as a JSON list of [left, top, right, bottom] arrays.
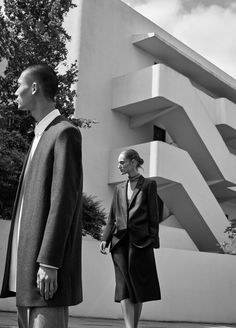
[[102, 175, 160, 250]]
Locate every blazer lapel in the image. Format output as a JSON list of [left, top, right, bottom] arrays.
[[128, 175, 145, 209], [119, 181, 128, 214]]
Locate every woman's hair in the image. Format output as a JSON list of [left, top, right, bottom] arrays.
[[122, 149, 144, 168]]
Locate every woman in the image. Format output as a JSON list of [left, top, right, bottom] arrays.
[[100, 149, 161, 328]]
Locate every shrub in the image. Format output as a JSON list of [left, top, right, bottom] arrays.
[[82, 194, 107, 240]]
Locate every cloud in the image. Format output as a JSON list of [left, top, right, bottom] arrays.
[[125, 0, 149, 4], [122, 0, 236, 79], [174, 4, 236, 78], [182, 0, 236, 12], [123, 0, 183, 31]]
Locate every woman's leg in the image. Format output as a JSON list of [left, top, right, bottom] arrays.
[[120, 298, 135, 328], [134, 302, 142, 328]]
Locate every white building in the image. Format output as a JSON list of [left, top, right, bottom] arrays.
[[70, 0, 236, 323], [1, 0, 236, 323]]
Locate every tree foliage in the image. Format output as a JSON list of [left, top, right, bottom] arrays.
[[0, 0, 103, 238], [0, 128, 29, 220], [0, 0, 79, 140], [220, 218, 236, 255], [82, 194, 107, 241]]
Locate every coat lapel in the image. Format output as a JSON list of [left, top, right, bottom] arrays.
[[21, 147, 32, 179], [29, 116, 63, 160], [119, 181, 128, 214], [12, 146, 32, 214], [128, 175, 145, 209]]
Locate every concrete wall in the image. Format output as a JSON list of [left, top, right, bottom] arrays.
[[71, 237, 236, 324], [71, 0, 170, 209], [1, 235, 236, 324]]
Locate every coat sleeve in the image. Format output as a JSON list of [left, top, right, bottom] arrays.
[[37, 127, 83, 268], [101, 187, 117, 247], [147, 180, 160, 249]]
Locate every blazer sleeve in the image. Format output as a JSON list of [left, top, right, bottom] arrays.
[[101, 187, 117, 247], [37, 126, 83, 268], [147, 180, 160, 249]]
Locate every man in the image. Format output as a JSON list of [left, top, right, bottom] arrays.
[[0, 64, 83, 328]]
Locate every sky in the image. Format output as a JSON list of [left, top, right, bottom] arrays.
[[1, 0, 235, 79], [122, 0, 236, 79]]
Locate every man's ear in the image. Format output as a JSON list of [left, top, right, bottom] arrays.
[[31, 82, 39, 95]]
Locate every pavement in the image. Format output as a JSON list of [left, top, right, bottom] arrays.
[[1, 311, 236, 328]]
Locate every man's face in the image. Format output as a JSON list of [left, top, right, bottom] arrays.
[[15, 70, 34, 111]]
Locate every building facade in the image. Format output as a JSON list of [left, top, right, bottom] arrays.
[[72, 0, 236, 251], [68, 0, 236, 322]]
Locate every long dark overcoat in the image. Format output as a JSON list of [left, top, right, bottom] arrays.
[[0, 116, 83, 307]]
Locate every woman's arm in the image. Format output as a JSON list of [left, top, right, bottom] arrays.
[[147, 180, 160, 248], [101, 187, 117, 247]]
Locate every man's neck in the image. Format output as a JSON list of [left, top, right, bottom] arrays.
[[32, 102, 55, 123]]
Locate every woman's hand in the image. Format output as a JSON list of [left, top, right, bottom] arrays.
[[100, 241, 108, 255]]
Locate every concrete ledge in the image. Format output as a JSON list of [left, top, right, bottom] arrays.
[[132, 33, 236, 103], [1, 236, 236, 324]]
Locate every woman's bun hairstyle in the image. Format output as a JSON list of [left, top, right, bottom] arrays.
[[123, 149, 144, 168]]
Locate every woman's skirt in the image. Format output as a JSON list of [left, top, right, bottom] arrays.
[[111, 234, 161, 303]]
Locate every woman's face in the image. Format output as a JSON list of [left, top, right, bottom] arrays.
[[117, 153, 136, 175]]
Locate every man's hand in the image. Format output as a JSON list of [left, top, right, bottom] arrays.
[[100, 241, 108, 255], [37, 266, 58, 300]]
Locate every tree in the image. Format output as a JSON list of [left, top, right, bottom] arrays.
[[0, 129, 29, 220], [0, 0, 103, 238], [82, 194, 107, 241], [0, 0, 92, 138], [220, 218, 236, 255]]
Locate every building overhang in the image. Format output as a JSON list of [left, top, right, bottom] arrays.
[[132, 33, 236, 103]]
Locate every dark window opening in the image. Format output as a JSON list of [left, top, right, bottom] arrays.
[[153, 125, 166, 142], [153, 125, 165, 221]]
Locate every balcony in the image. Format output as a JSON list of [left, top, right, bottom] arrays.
[[132, 32, 236, 103], [108, 141, 228, 253], [112, 64, 236, 202]]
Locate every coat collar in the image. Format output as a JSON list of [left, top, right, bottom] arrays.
[[128, 175, 145, 209], [34, 109, 60, 136], [20, 116, 64, 180], [119, 175, 145, 210]]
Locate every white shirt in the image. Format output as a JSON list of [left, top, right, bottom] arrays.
[[9, 109, 60, 292]]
